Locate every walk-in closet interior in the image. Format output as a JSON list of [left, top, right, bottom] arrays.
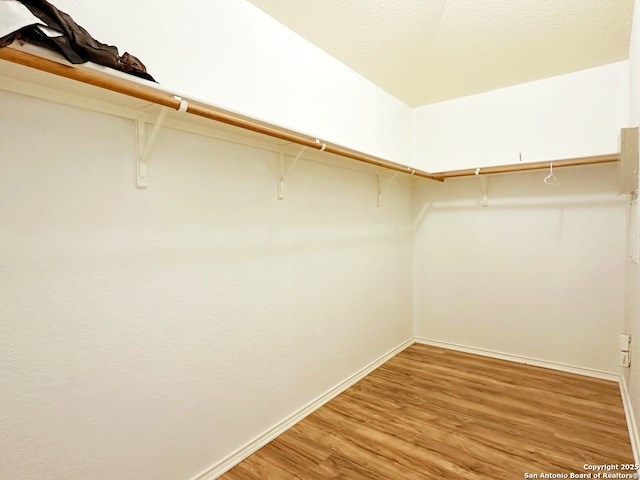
[[1, 1, 639, 479]]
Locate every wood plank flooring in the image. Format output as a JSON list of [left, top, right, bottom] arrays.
[[219, 344, 634, 479]]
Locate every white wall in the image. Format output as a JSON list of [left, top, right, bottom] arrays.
[[412, 58, 630, 373], [0, 90, 414, 480], [413, 61, 629, 172], [624, 0, 640, 456], [413, 165, 627, 372], [46, 0, 412, 166]]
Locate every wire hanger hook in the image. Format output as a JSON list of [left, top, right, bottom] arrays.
[[544, 162, 559, 186]]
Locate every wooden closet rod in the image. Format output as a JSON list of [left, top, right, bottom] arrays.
[[430, 154, 620, 179], [0, 47, 444, 182]]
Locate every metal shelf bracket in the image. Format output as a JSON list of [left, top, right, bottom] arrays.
[[136, 96, 188, 188], [278, 144, 307, 199], [475, 168, 489, 207], [377, 172, 400, 207]]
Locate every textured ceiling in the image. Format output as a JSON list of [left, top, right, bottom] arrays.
[[246, 0, 635, 107]]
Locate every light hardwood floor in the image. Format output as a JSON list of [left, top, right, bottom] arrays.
[[219, 344, 634, 479]]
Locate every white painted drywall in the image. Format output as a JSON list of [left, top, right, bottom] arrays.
[[0, 90, 413, 480], [45, 0, 412, 166], [624, 0, 640, 454], [411, 58, 629, 374], [412, 62, 629, 172], [413, 165, 627, 372]]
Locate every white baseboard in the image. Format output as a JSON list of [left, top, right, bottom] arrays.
[[190, 337, 415, 480], [620, 375, 640, 465], [414, 337, 620, 381]]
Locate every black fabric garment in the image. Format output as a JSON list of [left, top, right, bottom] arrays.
[[0, 0, 155, 82]]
